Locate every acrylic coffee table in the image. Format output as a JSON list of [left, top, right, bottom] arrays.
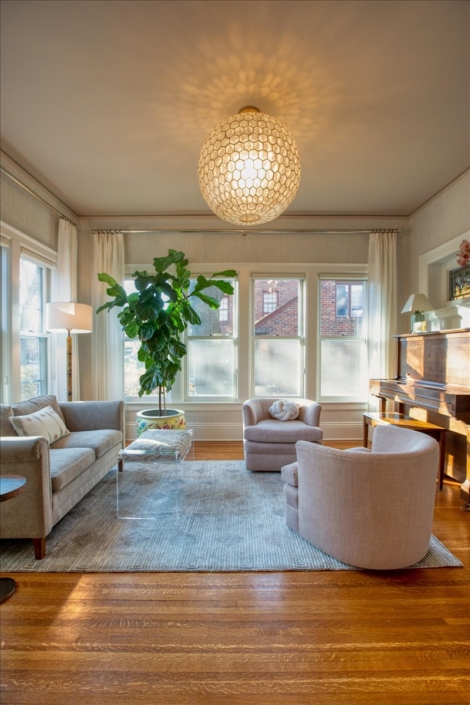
[[116, 429, 194, 519]]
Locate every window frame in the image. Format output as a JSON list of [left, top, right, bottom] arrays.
[[319, 277, 368, 403], [19, 255, 51, 401], [0, 221, 57, 404], [251, 275, 305, 399], [184, 276, 239, 402]]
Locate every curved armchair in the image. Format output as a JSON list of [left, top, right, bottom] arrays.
[[282, 425, 439, 569], [243, 398, 322, 472]]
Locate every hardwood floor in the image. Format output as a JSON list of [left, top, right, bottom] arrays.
[[1, 441, 469, 704]]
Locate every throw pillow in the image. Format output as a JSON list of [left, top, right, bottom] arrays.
[[9, 405, 70, 443], [269, 400, 299, 421]]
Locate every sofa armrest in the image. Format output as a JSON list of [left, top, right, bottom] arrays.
[[59, 400, 124, 434], [0, 436, 53, 539]]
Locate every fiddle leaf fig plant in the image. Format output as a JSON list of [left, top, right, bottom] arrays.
[[97, 249, 236, 414]]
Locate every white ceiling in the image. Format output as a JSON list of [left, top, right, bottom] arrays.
[[1, 0, 469, 218]]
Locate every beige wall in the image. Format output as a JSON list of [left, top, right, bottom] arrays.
[[407, 170, 470, 310], [0, 152, 77, 250]]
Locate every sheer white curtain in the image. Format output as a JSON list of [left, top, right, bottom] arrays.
[[368, 230, 398, 401], [92, 231, 125, 400], [52, 219, 79, 400]]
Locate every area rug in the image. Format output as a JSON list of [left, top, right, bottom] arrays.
[[0, 461, 462, 572]]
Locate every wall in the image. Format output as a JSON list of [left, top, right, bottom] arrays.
[[77, 214, 406, 440], [0, 152, 77, 250], [407, 170, 470, 315]]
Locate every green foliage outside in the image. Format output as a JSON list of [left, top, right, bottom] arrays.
[[97, 249, 236, 414]]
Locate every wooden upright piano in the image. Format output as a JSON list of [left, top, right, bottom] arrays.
[[370, 328, 470, 502]]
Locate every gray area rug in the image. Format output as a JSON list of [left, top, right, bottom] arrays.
[[0, 461, 462, 572]]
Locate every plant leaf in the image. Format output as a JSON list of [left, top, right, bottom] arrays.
[[211, 270, 237, 278], [208, 280, 234, 295], [191, 291, 220, 308], [98, 272, 118, 287]]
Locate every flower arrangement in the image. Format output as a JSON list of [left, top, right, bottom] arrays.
[[454, 239, 470, 299]]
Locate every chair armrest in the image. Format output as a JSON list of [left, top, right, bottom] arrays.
[[299, 402, 322, 428], [242, 400, 270, 427], [0, 436, 53, 539], [59, 400, 124, 434]]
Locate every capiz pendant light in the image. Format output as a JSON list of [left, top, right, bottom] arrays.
[[198, 106, 301, 226]]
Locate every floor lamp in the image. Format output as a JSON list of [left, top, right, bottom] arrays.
[[46, 302, 93, 401]]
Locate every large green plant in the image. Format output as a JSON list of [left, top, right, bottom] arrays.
[[97, 249, 236, 413]]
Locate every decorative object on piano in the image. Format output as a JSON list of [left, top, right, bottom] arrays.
[[401, 293, 434, 333], [449, 239, 470, 301]]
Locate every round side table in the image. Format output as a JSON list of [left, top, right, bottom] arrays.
[[0, 475, 26, 604]]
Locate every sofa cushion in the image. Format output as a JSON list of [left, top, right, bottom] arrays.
[[0, 405, 16, 436], [49, 448, 96, 492], [9, 405, 70, 443], [12, 395, 66, 424], [244, 419, 322, 443], [50, 429, 122, 458], [281, 461, 298, 486]]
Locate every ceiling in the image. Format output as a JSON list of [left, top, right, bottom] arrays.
[[1, 0, 469, 218]]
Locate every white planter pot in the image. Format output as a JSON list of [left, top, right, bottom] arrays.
[[136, 408, 186, 436]]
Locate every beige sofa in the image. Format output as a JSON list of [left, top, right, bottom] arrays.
[[282, 425, 439, 570], [0, 395, 124, 559]]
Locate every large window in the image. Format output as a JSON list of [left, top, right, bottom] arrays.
[[186, 279, 237, 399], [19, 258, 49, 400], [319, 279, 367, 400], [253, 277, 304, 397]]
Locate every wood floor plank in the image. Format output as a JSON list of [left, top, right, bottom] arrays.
[[1, 441, 469, 704]]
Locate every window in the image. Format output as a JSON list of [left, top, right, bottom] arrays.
[[319, 279, 367, 400], [218, 295, 229, 322], [336, 283, 364, 318], [262, 290, 278, 314], [253, 278, 304, 397], [19, 258, 48, 400], [186, 279, 237, 398]]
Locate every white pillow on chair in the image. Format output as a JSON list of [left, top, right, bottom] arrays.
[[269, 400, 299, 421]]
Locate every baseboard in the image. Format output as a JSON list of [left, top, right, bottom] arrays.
[[125, 421, 362, 442], [321, 422, 363, 441]]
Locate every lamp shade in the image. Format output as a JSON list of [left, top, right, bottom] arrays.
[[198, 107, 301, 226], [46, 302, 93, 333], [401, 293, 434, 314]]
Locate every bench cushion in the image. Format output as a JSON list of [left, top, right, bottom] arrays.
[[51, 429, 122, 458], [50, 448, 96, 491]]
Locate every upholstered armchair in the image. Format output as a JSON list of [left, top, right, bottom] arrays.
[[282, 425, 439, 569], [243, 398, 322, 472]]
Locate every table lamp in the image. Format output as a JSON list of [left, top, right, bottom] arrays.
[[46, 302, 93, 401], [401, 293, 434, 333]]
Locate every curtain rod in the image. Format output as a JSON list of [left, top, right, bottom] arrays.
[[92, 228, 399, 235], [1, 166, 77, 227]]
